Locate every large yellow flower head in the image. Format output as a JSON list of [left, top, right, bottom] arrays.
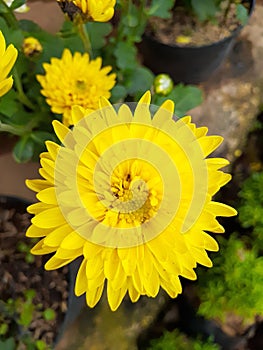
[[57, 0, 116, 22], [37, 48, 116, 126], [26, 92, 237, 311], [0, 31, 18, 98]]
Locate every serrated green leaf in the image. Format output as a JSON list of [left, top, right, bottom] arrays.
[[172, 84, 203, 117], [114, 42, 137, 70], [13, 135, 34, 163], [236, 4, 249, 26], [85, 22, 113, 50], [19, 19, 42, 33], [125, 66, 154, 97], [30, 131, 57, 145], [110, 84, 127, 103], [154, 84, 203, 117], [147, 0, 175, 19], [0, 90, 19, 117]]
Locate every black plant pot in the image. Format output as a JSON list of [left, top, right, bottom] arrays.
[[139, 0, 255, 84]]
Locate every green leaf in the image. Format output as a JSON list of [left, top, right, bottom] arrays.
[[0, 338, 16, 350], [13, 135, 34, 163], [147, 0, 175, 19], [24, 289, 36, 301], [0, 90, 19, 117], [10, 0, 26, 11], [236, 4, 249, 26], [30, 131, 57, 145], [154, 84, 203, 117], [43, 308, 56, 321], [19, 302, 34, 327], [0, 18, 23, 48], [86, 22, 113, 50], [19, 19, 42, 32], [0, 3, 9, 14], [125, 66, 154, 96], [110, 84, 127, 103], [19, 20, 64, 74], [114, 42, 137, 70], [0, 323, 8, 335], [191, 0, 219, 22], [36, 340, 48, 350]]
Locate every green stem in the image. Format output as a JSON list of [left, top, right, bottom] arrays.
[[0, 122, 25, 136], [0, 0, 19, 29], [13, 68, 36, 111], [77, 22, 93, 57]]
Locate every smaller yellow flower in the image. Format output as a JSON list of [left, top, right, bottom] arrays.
[[23, 37, 43, 57], [58, 0, 116, 22], [37, 49, 116, 126], [0, 31, 18, 97]]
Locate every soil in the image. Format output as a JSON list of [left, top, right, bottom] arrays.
[[146, 1, 251, 47], [0, 198, 68, 348]]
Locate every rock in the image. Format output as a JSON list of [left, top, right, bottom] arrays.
[[189, 5, 263, 162]]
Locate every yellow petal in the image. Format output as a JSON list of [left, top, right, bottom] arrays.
[[107, 283, 127, 311], [206, 201, 237, 217], [31, 239, 56, 255], [32, 207, 66, 228], [191, 248, 212, 267], [202, 232, 219, 251], [44, 224, 73, 247], [128, 279, 140, 303], [60, 231, 86, 250], [26, 179, 50, 193], [198, 135, 223, 157], [86, 284, 104, 308], [26, 225, 51, 238], [36, 187, 57, 205], [45, 255, 75, 270], [152, 100, 174, 127], [75, 259, 88, 296]]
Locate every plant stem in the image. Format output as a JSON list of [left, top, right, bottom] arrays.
[[0, 0, 19, 28], [13, 68, 36, 111], [77, 22, 93, 57], [0, 122, 25, 135]]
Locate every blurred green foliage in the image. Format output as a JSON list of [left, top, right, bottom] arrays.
[[238, 171, 263, 250], [149, 329, 220, 350], [0, 288, 55, 350]]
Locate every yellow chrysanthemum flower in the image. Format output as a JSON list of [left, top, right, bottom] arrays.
[[0, 31, 18, 98], [57, 0, 116, 22], [37, 48, 116, 126], [26, 91, 237, 311]]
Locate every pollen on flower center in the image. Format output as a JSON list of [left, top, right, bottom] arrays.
[[109, 173, 160, 225]]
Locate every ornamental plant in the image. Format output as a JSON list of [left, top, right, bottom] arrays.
[[0, 0, 203, 162]]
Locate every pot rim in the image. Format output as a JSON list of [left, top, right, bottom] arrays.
[[143, 0, 255, 50]]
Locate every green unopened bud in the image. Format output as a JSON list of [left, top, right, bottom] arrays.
[[153, 74, 174, 96]]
